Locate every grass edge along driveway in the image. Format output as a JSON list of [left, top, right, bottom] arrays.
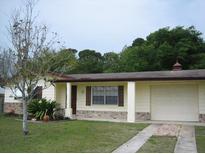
[[195, 126, 205, 153], [0, 115, 148, 153], [137, 135, 177, 153]]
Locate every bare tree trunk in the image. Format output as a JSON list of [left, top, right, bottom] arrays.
[[22, 100, 29, 135]]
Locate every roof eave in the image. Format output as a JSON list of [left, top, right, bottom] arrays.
[[53, 77, 205, 83]]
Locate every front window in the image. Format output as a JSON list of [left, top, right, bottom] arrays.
[[92, 86, 118, 105]]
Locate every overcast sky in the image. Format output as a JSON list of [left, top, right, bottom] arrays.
[[0, 0, 205, 53]]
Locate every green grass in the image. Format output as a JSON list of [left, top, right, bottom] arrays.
[[137, 136, 177, 153], [195, 126, 205, 153], [0, 115, 148, 153]]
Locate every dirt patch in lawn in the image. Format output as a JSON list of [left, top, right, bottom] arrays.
[[154, 124, 181, 136]]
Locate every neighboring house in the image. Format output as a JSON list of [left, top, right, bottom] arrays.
[[3, 62, 205, 123], [0, 87, 5, 113]]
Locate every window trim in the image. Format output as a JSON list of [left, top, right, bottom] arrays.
[[91, 86, 119, 105]]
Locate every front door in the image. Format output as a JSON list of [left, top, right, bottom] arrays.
[[71, 85, 77, 114]]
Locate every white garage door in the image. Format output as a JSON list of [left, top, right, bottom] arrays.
[[151, 84, 198, 121]]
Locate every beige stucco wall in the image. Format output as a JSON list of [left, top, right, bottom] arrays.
[[135, 83, 150, 112], [199, 82, 205, 114], [55, 83, 66, 108], [42, 85, 55, 101]]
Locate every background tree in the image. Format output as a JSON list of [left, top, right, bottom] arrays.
[[75, 49, 103, 73], [0, 0, 71, 135], [119, 26, 205, 72], [119, 45, 160, 72], [46, 48, 78, 74], [132, 38, 145, 46], [147, 26, 205, 70], [103, 52, 120, 73]]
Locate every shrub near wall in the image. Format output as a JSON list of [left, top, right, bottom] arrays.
[[28, 99, 56, 121]]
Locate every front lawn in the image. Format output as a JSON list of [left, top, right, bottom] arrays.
[[195, 126, 205, 153], [137, 136, 177, 153], [0, 115, 148, 153]]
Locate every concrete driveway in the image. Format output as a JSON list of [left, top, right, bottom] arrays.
[[174, 125, 197, 153]]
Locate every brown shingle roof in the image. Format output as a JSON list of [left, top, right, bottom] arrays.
[[54, 69, 205, 82]]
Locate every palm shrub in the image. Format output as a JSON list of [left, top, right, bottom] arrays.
[[28, 98, 57, 120]]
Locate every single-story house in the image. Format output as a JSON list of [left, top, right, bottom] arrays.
[[3, 62, 205, 123]]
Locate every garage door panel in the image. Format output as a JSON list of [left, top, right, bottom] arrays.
[[151, 84, 198, 121]]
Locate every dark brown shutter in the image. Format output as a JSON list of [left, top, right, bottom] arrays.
[[86, 86, 91, 106], [118, 86, 124, 106], [33, 86, 42, 99]]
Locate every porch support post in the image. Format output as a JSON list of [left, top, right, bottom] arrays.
[[65, 82, 72, 118], [127, 81, 136, 122]]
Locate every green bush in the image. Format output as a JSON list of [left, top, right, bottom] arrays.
[[28, 98, 57, 120]]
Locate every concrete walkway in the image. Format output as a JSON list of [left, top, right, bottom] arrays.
[[112, 124, 161, 153], [174, 125, 197, 153]]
